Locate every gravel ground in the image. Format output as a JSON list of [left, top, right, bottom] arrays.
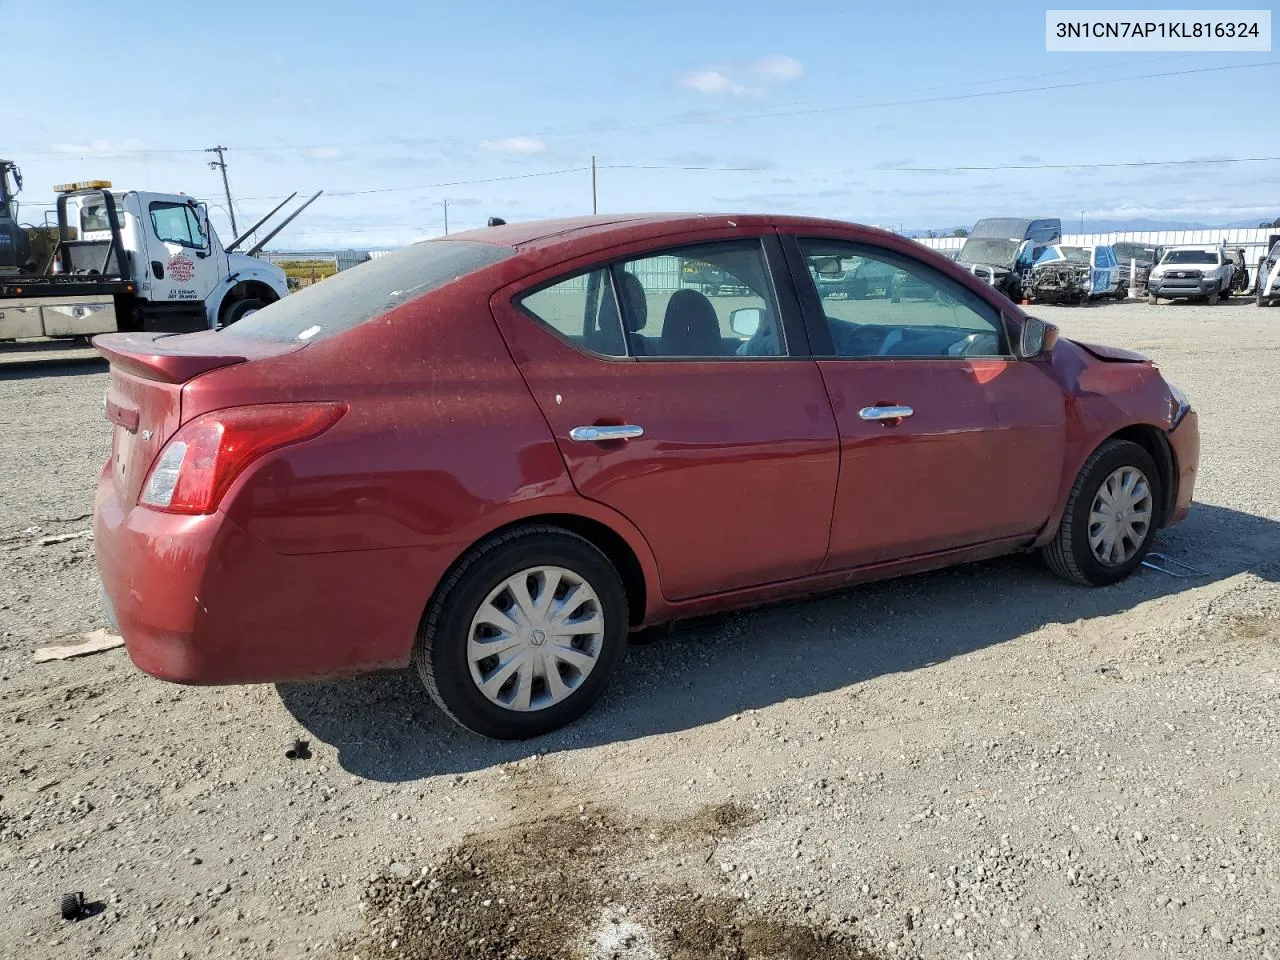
[[1, 298, 1277, 960]]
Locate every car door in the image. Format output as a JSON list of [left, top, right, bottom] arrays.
[[141, 197, 219, 307], [785, 235, 1066, 570], [489, 230, 840, 601]]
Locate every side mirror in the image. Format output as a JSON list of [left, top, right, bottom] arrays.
[[1018, 316, 1059, 358], [811, 256, 843, 278], [730, 307, 762, 338]]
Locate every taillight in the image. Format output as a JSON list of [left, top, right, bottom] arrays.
[[140, 403, 347, 514]]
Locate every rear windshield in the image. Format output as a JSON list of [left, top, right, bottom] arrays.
[[226, 240, 513, 343]]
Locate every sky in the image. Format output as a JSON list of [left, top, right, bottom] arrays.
[[7, 0, 1278, 248]]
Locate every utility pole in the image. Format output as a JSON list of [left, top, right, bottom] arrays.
[[591, 155, 597, 215], [443, 198, 449, 235], [1080, 210, 1085, 234], [206, 146, 238, 235]]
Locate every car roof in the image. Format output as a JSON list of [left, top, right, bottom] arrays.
[[441, 212, 902, 255]]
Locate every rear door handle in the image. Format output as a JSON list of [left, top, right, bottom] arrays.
[[858, 405, 914, 421], [569, 424, 644, 442]]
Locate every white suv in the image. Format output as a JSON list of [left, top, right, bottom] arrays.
[[1147, 246, 1236, 304]]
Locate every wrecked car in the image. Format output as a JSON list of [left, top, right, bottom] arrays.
[[1113, 242, 1162, 291], [956, 217, 1061, 301], [1026, 244, 1124, 304], [1256, 239, 1280, 306]]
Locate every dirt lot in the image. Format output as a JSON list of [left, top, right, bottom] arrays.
[[1, 298, 1277, 960]]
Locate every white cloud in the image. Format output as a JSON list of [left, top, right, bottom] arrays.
[[480, 136, 548, 155], [680, 56, 802, 98], [681, 69, 748, 98], [751, 55, 803, 83], [308, 146, 342, 161]]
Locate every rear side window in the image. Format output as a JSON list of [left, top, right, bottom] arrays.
[[227, 240, 513, 343]]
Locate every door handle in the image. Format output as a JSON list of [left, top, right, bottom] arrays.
[[858, 405, 914, 421], [569, 424, 644, 442]]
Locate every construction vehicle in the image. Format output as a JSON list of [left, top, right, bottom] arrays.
[[0, 168, 321, 343]]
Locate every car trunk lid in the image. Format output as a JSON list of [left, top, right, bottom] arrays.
[[95, 331, 304, 506]]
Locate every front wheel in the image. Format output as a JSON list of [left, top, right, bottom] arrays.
[[1042, 439, 1161, 586], [221, 297, 267, 327], [1147, 292, 1158, 305], [1207, 289, 1219, 305], [414, 527, 629, 739]]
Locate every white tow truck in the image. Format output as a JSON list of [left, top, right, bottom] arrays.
[[0, 179, 320, 343]]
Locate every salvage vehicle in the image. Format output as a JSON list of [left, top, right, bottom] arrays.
[[93, 214, 1199, 739], [1256, 239, 1280, 306], [0, 174, 320, 344], [1026, 244, 1123, 304], [956, 217, 1061, 300], [1113, 241, 1162, 291], [1146, 245, 1236, 304]]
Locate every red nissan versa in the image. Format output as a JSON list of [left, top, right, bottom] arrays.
[[93, 215, 1199, 739]]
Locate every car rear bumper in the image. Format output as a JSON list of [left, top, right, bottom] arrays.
[[94, 466, 444, 685], [1166, 411, 1199, 526]]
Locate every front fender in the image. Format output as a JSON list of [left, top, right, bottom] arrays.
[[206, 265, 290, 325]]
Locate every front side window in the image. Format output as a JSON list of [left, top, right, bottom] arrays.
[[799, 239, 1008, 359], [149, 202, 207, 249], [619, 240, 784, 358]]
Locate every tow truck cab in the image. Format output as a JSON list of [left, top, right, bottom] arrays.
[[0, 181, 288, 341]]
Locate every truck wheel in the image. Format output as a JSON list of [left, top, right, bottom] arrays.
[[1219, 285, 1231, 301], [1207, 289, 1219, 305], [1258, 286, 1266, 307], [1147, 293, 1158, 305], [1042, 439, 1161, 587], [221, 298, 267, 327]]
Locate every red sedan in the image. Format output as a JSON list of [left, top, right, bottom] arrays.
[[93, 215, 1199, 739]]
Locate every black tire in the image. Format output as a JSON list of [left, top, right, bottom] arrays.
[[1219, 284, 1231, 301], [1147, 293, 1158, 305], [60, 892, 83, 920], [221, 298, 267, 327], [414, 526, 628, 739], [1258, 285, 1265, 307], [1042, 439, 1161, 587], [1206, 289, 1219, 305]]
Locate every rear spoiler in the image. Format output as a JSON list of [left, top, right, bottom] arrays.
[[92, 332, 250, 383]]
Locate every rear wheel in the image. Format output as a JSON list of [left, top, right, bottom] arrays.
[[1042, 439, 1161, 587], [414, 527, 629, 739]]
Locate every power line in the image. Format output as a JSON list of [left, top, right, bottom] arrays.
[[601, 155, 1280, 175], [240, 167, 585, 201]]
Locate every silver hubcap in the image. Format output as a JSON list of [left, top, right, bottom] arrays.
[[467, 566, 604, 712], [1088, 466, 1153, 566]]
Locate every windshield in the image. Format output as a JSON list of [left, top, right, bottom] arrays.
[[227, 239, 513, 343], [1161, 249, 1217, 265], [957, 237, 1019, 267], [1034, 245, 1089, 266], [1114, 243, 1157, 262]]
